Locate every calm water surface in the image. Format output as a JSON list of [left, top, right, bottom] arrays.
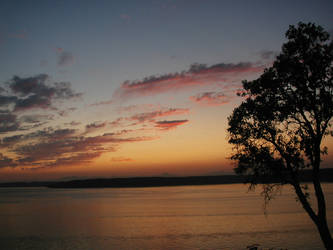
[[0, 184, 332, 250]]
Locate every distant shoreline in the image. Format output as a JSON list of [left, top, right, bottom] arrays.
[[1, 168, 333, 188]]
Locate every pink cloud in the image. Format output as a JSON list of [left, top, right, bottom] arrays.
[[130, 108, 189, 124], [109, 107, 189, 127], [155, 119, 189, 130], [44, 152, 103, 168], [109, 117, 125, 127], [114, 62, 263, 99], [116, 104, 159, 114], [4, 126, 158, 169], [190, 92, 230, 106]]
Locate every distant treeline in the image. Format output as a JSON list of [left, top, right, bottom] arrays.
[[0, 168, 333, 188]]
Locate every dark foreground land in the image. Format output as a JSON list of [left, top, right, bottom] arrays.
[[1, 168, 333, 188]]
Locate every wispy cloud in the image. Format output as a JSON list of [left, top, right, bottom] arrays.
[[116, 104, 160, 114], [111, 156, 134, 162], [114, 62, 263, 99], [83, 121, 107, 135], [0, 153, 16, 168], [109, 107, 189, 128], [1, 105, 189, 168], [190, 91, 230, 106], [155, 119, 189, 130], [109, 117, 125, 127], [65, 121, 81, 126], [90, 99, 113, 106], [130, 108, 189, 124], [41, 152, 103, 169], [19, 114, 53, 124], [0, 113, 20, 133], [6, 129, 157, 169], [0, 72, 193, 170], [58, 107, 77, 117]]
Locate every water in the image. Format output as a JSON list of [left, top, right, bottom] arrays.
[[0, 184, 332, 249]]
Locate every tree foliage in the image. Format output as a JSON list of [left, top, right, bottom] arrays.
[[227, 22, 333, 249]]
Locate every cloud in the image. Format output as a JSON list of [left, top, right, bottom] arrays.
[[109, 107, 189, 128], [56, 48, 74, 66], [83, 121, 107, 134], [19, 114, 53, 124], [14, 94, 54, 111], [90, 99, 113, 106], [0, 74, 169, 170], [130, 108, 189, 124], [0, 153, 16, 168], [38, 128, 77, 140], [83, 134, 157, 145], [58, 107, 77, 117], [155, 119, 189, 130], [0, 113, 16, 123], [0, 113, 20, 133], [0, 134, 24, 150], [43, 152, 103, 168], [109, 117, 124, 127], [65, 121, 81, 126], [24, 128, 77, 141], [17, 114, 53, 130], [0, 74, 82, 149], [3, 127, 157, 169], [114, 62, 263, 99], [0, 127, 77, 149], [0, 72, 194, 170], [3, 74, 82, 112], [111, 157, 134, 162], [0, 95, 18, 105], [116, 104, 159, 114], [9, 74, 49, 95], [190, 91, 230, 106]]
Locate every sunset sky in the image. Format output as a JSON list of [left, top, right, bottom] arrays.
[[0, 0, 332, 182]]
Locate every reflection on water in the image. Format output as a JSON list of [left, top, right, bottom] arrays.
[[0, 184, 332, 249]]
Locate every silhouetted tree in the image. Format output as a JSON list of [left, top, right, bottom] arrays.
[[228, 22, 333, 249]]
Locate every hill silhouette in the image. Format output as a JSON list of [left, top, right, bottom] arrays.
[[0, 168, 332, 188]]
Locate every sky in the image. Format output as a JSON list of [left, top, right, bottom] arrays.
[[0, 0, 332, 182]]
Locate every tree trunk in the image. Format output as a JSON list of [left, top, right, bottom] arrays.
[[316, 220, 333, 249], [312, 150, 333, 249], [293, 182, 333, 249]]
